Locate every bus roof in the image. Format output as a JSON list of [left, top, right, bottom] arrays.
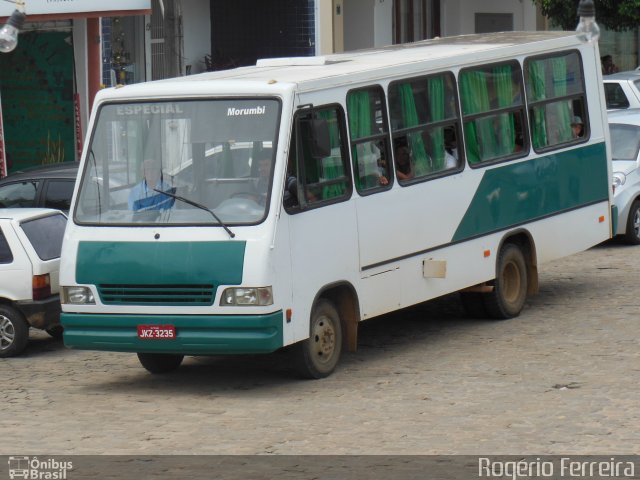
[[96, 31, 582, 100]]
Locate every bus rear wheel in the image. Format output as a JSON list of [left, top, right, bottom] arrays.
[[485, 243, 528, 319], [137, 353, 184, 374], [293, 299, 343, 379]]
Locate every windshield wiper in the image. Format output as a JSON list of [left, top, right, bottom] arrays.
[[152, 188, 235, 238]]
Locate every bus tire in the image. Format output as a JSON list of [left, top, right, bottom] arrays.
[[459, 292, 489, 318], [485, 243, 528, 319], [137, 353, 184, 374], [293, 299, 343, 379], [0, 305, 29, 358], [624, 199, 640, 245]]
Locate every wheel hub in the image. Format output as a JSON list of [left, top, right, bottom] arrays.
[[0, 315, 16, 350], [312, 317, 335, 361]]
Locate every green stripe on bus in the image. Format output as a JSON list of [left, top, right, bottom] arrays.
[[453, 143, 608, 242], [76, 241, 245, 305]]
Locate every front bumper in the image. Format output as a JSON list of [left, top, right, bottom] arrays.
[[61, 311, 284, 355], [15, 295, 61, 329]]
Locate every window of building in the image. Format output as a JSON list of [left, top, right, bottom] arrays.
[[347, 87, 392, 194], [459, 60, 527, 165], [285, 106, 351, 212], [388, 71, 462, 183], [524, 51, 587, 151]]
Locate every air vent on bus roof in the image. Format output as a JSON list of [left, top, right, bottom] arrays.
[[256, 56, 345, 67]]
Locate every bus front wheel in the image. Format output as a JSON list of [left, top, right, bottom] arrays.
[[293, 299, 343, 379], [137, 353, 184, 374], [485, 243, 528, 319]]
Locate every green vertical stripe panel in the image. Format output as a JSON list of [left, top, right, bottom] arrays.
[[76, 241, 245, 286], [452, 143, 608, 242]]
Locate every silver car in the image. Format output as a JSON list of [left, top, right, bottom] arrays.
[[603, 71, 640, 111], [609, 109, 640, 243]]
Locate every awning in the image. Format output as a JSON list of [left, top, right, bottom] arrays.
[[1, 1, 151, 22]]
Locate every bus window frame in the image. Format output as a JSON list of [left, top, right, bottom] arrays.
[[284, 103, 353, 215], [523, 49, 590, 155], [387, 70, 465, 185]]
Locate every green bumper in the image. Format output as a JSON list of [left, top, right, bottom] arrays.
[[61, 311, 284, 354]]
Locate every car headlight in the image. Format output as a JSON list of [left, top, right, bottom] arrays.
[[61, 286, 95, 305], [220, 286, 273, 306], [612, 172, 626, 190]]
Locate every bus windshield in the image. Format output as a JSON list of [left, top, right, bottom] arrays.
[[75, 98, 281, 225]]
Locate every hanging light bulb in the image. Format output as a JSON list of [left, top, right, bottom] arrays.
[[576, 0, 600, 44], [0, 9, 26, 53]]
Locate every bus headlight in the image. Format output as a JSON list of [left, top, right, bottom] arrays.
[[220, 287, 273, 306], [61, 286, 95, 305]]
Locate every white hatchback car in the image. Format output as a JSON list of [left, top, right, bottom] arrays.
[[608, 109, 640, 244], [0, 208, 67, 357]]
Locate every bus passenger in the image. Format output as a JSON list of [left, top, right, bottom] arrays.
[[394, 139, 414, 181], [128, 159, 175, 211], [444, 128, 458, 169], [571, 116, 584, 139]]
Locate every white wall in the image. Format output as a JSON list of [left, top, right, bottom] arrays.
[[373, 0, 393, 47], [442, 0, 537, 37], [181, 0, 211, 75], [343, 0, 374, 51]]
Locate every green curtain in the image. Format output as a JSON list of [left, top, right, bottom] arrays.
[[552, 57, 573, 143], [318, 109, 345, 199], [494, 65, 516, 156], [528, 60, 548, 149], [398, 83, 430, 175], [460, 71, 493, 163], [428, 76, 445, 170], [348, 91, 372, 190]]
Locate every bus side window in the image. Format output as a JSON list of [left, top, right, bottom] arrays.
[[388, 71, 463, 183], [459, 60, 528, 165], [347, 86, 392, 193], [524, 50, 588, 151], [284, 106, 352, 212]]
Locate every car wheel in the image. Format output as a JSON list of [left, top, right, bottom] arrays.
[[292, 299, 343, 379], [624, 199, 640, 245], [137, 353, 184, 374], [484, 243, 528, 319], [0, 305, 30, 358]]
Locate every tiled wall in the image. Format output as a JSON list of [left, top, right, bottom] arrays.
[[209, 0, 315, 70], [101, 18, 113, 86]]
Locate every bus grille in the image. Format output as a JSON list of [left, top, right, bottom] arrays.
[[98, 284, 215, 306]]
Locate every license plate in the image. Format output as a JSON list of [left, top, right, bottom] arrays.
[[137, 324, 176, 340]]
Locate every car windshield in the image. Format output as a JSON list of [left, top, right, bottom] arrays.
[[75, 99, 280, 225], [609, 123, 640, 161], [20, 213, 67, 261]]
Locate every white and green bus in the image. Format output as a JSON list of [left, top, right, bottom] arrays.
[[60, 32, 613, 378]]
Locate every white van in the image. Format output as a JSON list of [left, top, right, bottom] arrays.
[[0, 209, 66, 357]]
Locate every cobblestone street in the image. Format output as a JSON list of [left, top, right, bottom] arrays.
[[1, 241, 638, 455]]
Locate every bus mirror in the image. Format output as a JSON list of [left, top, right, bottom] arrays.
[[308, 118, 331, 159]]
